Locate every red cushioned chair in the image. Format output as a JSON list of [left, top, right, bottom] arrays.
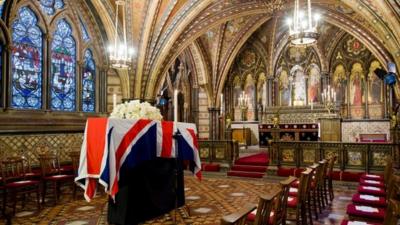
[[357, 185, 386, 197], [342, 199, 399, 225], [246, 176, 297, 225], [359, 158, 392, 183], [1, 157, 41, 215], [325, 156, 337, 201], [38, 153, 75, 205], [359, 179, 385, 188], [352, 175, 399, 208], [220, 203, 257, 225], [287, 168, 313, 225], [346, 204, 386, 221]]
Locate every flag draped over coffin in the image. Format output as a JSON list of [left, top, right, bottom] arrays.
[[75, 118, 202, 202]]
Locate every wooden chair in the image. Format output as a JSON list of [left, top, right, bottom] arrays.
[[1, 157, 41, 215], [220, 203, 257, 225], [287, 168, 313, 225], [342, 199, 400, 225], [275, 176, 297, 225], [325, 156, 337, 201], [38, 153, 75, 204], [69, 151, 80, 199], [253, 189, 282, 225]]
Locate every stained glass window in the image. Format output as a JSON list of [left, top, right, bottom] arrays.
[[50, 19, 76, 111], [79, 17, 90, 42], [0, 0, 5, 18], [40, 0, 64, 16], [82, 50, 95, 112], [11, 7, 43, 109]]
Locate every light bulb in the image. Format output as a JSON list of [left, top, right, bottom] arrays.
[[286, 18, 292, 26], [314, 13, 321, 21]]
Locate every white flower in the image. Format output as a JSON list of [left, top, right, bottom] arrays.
[[110, 100, 163, 120]]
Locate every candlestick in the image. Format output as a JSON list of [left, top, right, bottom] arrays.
[[174, 89, 178, 123], [113, 93, 117, 110]]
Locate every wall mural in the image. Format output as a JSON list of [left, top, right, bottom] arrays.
[[275, 45, 321, 107], [330, 34, 383, 119], [228, 43, 267, 121]]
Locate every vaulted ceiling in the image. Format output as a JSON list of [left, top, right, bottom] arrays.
[[91, 0, 400, 105]]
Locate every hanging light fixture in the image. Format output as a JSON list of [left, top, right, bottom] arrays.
[[286, 0, 320, 46], [108, 0, 135, 69]]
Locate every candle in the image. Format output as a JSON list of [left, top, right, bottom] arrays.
[[113, 93, 117, 110], [174, 89, 178, 123], [311, 101, 313, 110]]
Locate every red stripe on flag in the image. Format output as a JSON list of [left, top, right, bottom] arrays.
[[161, 121, 174, 157], [187, 128, 202, 180], [187, 128, 199, 150], [86, 178, 97, 199], [86, 118, 108, 175], [112, 119, 152, 196]]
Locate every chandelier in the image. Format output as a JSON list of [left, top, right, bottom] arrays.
[[286, 0, 320, 46], [108, 0, 135, 69]]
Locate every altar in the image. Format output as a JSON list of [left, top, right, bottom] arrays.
[[75, 118, 201, 224]]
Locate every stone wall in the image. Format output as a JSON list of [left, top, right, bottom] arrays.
[[341, 121, 390, 142]]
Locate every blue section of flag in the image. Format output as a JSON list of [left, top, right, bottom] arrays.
[[119, 124, 158, 183], [100, 127, 113, 188]]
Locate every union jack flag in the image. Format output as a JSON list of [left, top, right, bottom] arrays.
[[75, 118, 202, 202]]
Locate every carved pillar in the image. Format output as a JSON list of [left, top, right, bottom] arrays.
[[254, 80, 258, 121], [347, 72, 351, 118], [99, 66, 109, 113], [365, 75, 369, 119], [76, 61, 83, 112], [44, 34, 51, 110], [114, 68, 131, 100], [3, 44, 11, 110], [208, 107, 219, 140], [383, 82, 388, 118]]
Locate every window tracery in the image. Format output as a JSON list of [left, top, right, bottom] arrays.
[[40, 0, 64, 16], [11, 7, 43, 109]]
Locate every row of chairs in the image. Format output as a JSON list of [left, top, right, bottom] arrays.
[[341, 158, 400, 225], [0, 151, 80, 216], [221, 156, 337, 225]]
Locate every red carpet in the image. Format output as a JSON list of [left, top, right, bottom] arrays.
[[277, 167, 365, 182], [227, 152, 269, 178]]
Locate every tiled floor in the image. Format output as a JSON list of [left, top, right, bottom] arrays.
[[1, 175, 358, 225]]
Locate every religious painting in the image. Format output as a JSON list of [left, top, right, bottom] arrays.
[[233, 75, 241, 107], [303, 149, 315, 163], [307, 64, 320, 103], [244, 74, 255, 120], [11, 7, 43, 109], [350, 63, 364, 106], [347, 150, 363, 166], [215, 148, 225, 159], [324, 150, 339, 165], [257, 73, 266, 110], [282, 149, 295, 162], [372, 152, 389, 167], [50, 19, 76, 111], [291, 65, 306, 106], [368, 60, 382, 104], [278, 68, 290, 106], [333, 64, 347, 104], [240, 49, 256, 67]]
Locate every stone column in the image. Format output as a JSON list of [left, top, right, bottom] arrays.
[[365, 74, 369, 119], [114, 68, 131, 101], [76, 61, 83, 112], [383, 82, 388, 118], [347, 72, 351, 118]]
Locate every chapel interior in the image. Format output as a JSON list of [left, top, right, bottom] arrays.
[[0, 0, 400, 224]]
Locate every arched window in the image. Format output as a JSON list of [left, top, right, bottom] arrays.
[[50, 19, 76, 111], [11, 7, 43, 109], [82, 49, 95, 112], [40, 0, 64, 16], [0, 0, 5, 18]]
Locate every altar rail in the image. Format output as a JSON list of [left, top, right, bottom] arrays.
[[198, 140, 239, 166], [270, 141, 399, 172]]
